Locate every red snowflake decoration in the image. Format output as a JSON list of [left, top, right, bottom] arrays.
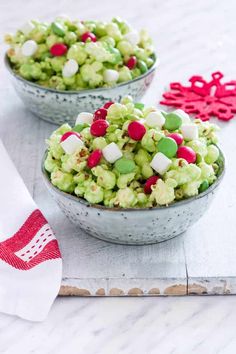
[[160, 72, 236, 121]]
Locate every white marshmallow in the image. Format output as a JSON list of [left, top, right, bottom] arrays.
[[21, 40, 38, 57], [146, 111, 165, 128], [76, 112, 93, 125], [20, 21, 35, 35], [103, 69, 119, 84], [102, 142, 122, 163], [174, 109, 191, 124], [60, 134, 84, 154], [150, 152, 172, 175], [62, 59, 79, 78], [124, 30, 140, 46], [181, 124, 199, 141]]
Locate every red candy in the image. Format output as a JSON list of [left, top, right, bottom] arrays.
[[103, 101, 114, 109], [167, 133, 183, 146], [81, 32, 97, 42], [87, 149, 103, 168], [177, 146, 196, 163], [126, 56, 137, 70], [144, 176, 160, 194], [93, 108, 107, 121], [60, 131, 80, 142], [50, 43, 68, 56], [90, 119, 109, 137], [128, 121, 146, 141]]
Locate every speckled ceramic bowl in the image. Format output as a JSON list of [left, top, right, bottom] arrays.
[[5, 54, 158, 126], [41, 149, 225, 245]]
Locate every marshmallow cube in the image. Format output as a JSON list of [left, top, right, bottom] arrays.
[[146, 111, 165, 128], [62, 59, 79, 78], [181, 124, 199, 141], [124, 31, 140, 46], [150, 152, 172, 175], [21, 40, 38, 57], [103, 69, 119, 84], [76, 112, 94, 125], [102, 142, 123, 163], [60, 135, 84, 154], [20, 21, 35, 35]]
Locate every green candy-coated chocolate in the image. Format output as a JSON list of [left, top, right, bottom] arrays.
[[137, 60, 148, 74], [164, 113, 182, 131], [157, 137, 177, 158], [199, 180, 209, 193], [51, 22, 66, 37], [73, 123, 89, 133], [134, 102, 145, 110], [115, 158, 136, 174]]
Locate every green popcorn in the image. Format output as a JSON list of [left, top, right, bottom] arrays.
[[141, 163, 153, 179], [50, 56, 66, 72], [92, 166, 116, 190], [64, 31, 77, 45], [80, 127, 93, 143], [117, 172, 135, 189], [30, 23, 49, 44], [141, 129, 159, 152], [75, 21, 87, 36], [105, 23, 122, 41], [106, 103, 128, 123], [198, 162, 215, 182], [49, 76, 66, 90], [34, 44, 48, 59], [107, 46, 122, 64], [134, 149, 151, 166], [112, 17, 131, 34], [114, 187, 137, 208], [117, 40, 134, 56], [137, 192, 148, 206], [67, 43, 87, 65], [46, 34, 63, 48], [118, 66, 132, 83], [182, 180, 201, 197], [120, 95, 133, 105], [92, 137, 107, 150], [85, 42, 113, 62], [99, 35, 116, 47], [103, 190, 116, 207], [166, 164, 201, 186], [93, 22, 107, 37], [84, 181, 104, 204], [61, 147, 88, 173], [44, 152, 60, 173], [205, 145, 219, 164], [51, 170, 75, 193], [80, 62, 103, 87], [150, 179, 175, 206]]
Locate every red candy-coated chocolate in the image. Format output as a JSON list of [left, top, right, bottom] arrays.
[[93, 108, 107, 121], [144, 176, 160, 194], [60, 131, 81, 142], [128, 121, 146, 141], [50, 43, 68, 56], [126, 56, 137, 70], [81, 32, 97, 42], [177, 146, 196, 163], [90, 119, 109, 137], [167, 133, 183, 145], [87, 149, 103, 168], [103, 101, 114, 109]]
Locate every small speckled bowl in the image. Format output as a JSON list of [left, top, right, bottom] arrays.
[[5, 54, 158, 126], [41, 150, 225, 245]]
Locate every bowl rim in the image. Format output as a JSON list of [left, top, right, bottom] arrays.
[[41, 147, 225, 212], [4, 53, 159, 95]]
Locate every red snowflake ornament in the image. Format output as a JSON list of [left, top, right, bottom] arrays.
[[160, 72, 236, 121]]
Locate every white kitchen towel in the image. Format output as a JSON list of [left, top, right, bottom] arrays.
[[0, 141, 62, 322]]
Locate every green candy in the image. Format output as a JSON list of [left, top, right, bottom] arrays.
[[51, 22, 66, 37], [115, 158, 136, 174], [157, 137, 177, 158], [134, 102, 145, 110], [164, 113, 182, 131], [138, 60, 148, 74], [73, 123, 89, 133], [199, 180, 209, 193]]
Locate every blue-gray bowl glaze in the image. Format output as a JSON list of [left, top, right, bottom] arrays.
[[41, 150, 225, 245], [5, 55, 158, 126]]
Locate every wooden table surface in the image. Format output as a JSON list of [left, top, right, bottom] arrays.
[[1, 0, 236, 299]]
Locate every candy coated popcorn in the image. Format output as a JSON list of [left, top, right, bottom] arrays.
[[45, 97, 222, 208]]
